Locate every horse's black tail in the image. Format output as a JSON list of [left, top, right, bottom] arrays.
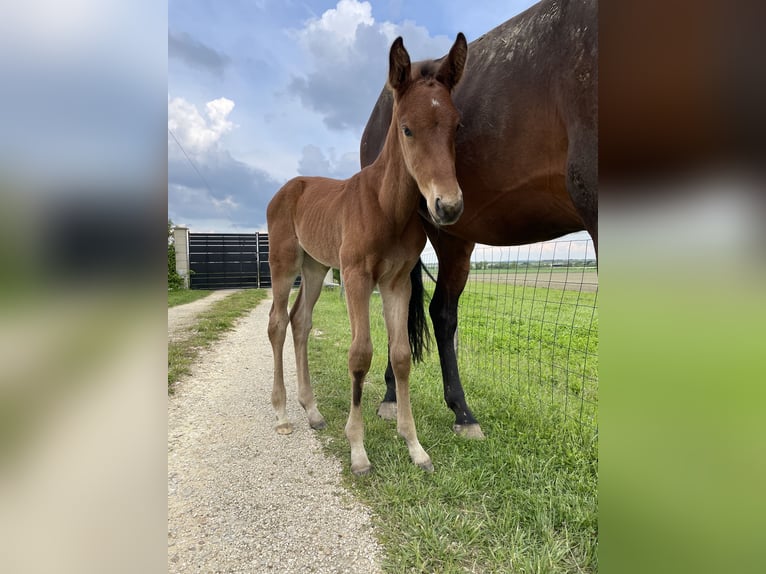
[[408, 258, 432, 364]]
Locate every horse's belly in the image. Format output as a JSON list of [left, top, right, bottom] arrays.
[[294, 223, 341, 269], [447, 179, 584, 246]]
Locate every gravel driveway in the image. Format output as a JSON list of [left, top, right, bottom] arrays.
[[168, 293, 383, 573], [168, 289, 241, 342]]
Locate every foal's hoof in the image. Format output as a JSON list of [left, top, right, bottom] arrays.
[[309, 418, 327, 430], [453, 423, 485, 439], [307, 408, 326, 430], [351, 464, 372, 476], [418, 460, 435, 473], [275, 422, 293, 435], [377, 401, 397, 420]]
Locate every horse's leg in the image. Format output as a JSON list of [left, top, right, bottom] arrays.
[[290, 255, 329, 430], [267, 243, 302, 435], [427, 230, 485, 439], [380, 275, 433, 472], [566, 127, 598, 255], [342, 270, 374, 475], [377, 260, 422, 420], [377, 353, 398, 420]]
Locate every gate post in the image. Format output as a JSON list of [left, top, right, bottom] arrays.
[[173, 226, 190, 288]]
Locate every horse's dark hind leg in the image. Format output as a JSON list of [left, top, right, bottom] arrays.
[[378, 232, 483, 438], [428, 235, 483, 438], [376, 352, 398, 420]]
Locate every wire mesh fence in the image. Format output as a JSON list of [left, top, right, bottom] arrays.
[[420, 236, 598, 438]]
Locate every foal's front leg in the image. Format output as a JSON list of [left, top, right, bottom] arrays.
[[380, 278, 433, 472], [342, 273, 374, 475]]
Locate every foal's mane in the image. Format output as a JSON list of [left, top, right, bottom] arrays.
[[414, 60, 441, 80], [413, 61, 448, 90]]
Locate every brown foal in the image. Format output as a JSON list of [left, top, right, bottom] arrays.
[[266, 33, 467, 474]]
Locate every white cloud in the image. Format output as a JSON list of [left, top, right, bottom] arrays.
[[289, 0, 453, 132], [168, 96, 237, 156], [300, 0, 374, 48], [211, 194, 239, 210], [167, 95, 284, 233], [297, 144, 358, 179]]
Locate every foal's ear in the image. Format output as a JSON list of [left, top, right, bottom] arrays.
[[437, 32, 468, 91], [388, 36, 411, 94]]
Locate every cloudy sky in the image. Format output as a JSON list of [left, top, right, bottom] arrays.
[[167, 0, 592, 260]]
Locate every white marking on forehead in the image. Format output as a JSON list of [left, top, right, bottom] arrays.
[[431, 98, 440, 107]]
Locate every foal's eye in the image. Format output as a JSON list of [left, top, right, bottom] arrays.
[[402, 126, 413, 137]]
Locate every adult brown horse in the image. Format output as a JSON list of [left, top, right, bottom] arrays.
[[267, 34, 467, 474], [360, 0, 597, 438]]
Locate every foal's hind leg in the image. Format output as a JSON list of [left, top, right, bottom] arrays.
[[268, 246, 302, 435], [290, 255, 329, 430], [380, 276, 433, 472]]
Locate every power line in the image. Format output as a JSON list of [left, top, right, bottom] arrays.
[[168, 128, 215, 195]]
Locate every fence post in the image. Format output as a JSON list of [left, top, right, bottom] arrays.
[[173, 226, 190, 288]]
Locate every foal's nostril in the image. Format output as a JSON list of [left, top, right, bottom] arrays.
[[435, 197, 444, 218]]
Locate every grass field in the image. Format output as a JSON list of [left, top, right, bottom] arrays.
[[452, 278, 598, 433], [168, 289, 212, 308], [303, 284, 598, 573], [425, 267, 599, 293]]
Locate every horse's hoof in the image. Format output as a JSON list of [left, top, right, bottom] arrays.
[[454, 423, 485, 439], [351, 464, 372, 476], [418, 460, 434, 473], [377, 402, 397, 420], [309, 418, 327, 430], [275, 423, 293, 435]]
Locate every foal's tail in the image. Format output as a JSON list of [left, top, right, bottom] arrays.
[[408, 258, 432, 363]]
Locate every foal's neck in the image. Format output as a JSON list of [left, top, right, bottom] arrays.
[[363, 107, 420, 230]]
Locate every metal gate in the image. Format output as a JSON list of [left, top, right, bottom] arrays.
[[256, 233, 271, 288], [189, 232, 270, 289]]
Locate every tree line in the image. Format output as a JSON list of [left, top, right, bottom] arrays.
[[466, 259, 597, 270]]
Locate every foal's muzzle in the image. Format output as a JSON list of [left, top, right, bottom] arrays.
[[432, 195, 464, 225]]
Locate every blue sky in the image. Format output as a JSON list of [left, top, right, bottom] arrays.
[[167, 0, 593, 261], [168, 0, 538, 234]]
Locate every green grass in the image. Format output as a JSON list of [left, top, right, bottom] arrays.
[[303, 285, 598, 573], [168, 289, 213, 307], [168, 289, 267, 394], [455, 279, 598, 431]]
